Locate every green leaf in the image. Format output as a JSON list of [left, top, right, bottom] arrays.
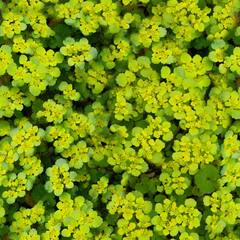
[[75, 62, 85, 69], [170, 225, 179, 236], [56, 158, 68, 167], [163, 131, 173, 141], [143, 201, 152, 213], [230, 110, 240, 119], [161, 66, 171, 78], [234, 47, 240, 55], [106, 62, 115, 69], [151, 152, 163, 164], [209, 51, 218, 62], [51, 67, 61, 77], [211, 39, 226, 50], [194, 165, 219, 194], [61, 229, 71, 237], [92, 216, 103, 228], [45, 181, 53, 193], [63, 37, 75, 46], [123, 211, 133, 220], [123, 0, 131, 5], [124, 13, 133, 22], [155, 203, 163, 213], [0, 96, 8, 108], [60, 46, 67, 56], [19, 55, 28, 64], [59, 81, 68, 91], [89, 47, 98, 59], [203, 195, 211, 206], [89, 188, 98, 198], [180, 53, 191, 63], [0, 68, 5, 75], [1, 45, 11, 53], [189, 128, 199, 136], [219, 64, 227, 74], [159, 27, 167, 37], [185, 198, 196, 207], [55, 52, 64, 63], [54, 188, 63, 196], [36, 46, 46, 55], [0, 26, 4, 36], [237, 26, 240, 36], [183, 78, 195, 88], [202, 57, 213, 71], [140, 68, 152, 78], [116, 73, 127, 87], [7, 63, 17, 75], [29, 85, 41, 96], [130, 33, 140, 46], [0, 120, 10, 136], [65, 18, 77, 25]]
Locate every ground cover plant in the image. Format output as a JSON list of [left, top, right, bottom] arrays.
[[1, 0, 240, 239]]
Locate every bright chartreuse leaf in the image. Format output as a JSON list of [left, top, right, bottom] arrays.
[[116, 73, 128, 87], [230, 110, 240, 119], [29, 85, 41, 96]]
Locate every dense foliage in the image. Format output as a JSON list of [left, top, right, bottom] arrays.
[[1, 0, 240, 239]]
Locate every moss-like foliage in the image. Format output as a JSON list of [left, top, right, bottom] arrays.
[[1, 0, 240, 239]]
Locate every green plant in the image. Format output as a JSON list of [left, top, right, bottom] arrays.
[[1, 0, 240, 239]]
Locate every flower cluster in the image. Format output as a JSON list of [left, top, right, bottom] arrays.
[[219, 47, 240, 75], [10, 122, 45, 156], [9, 201, 45, 238], [82, 61, 114, 94], [0, 198, 6, 229], [100, 38, 132, 69], [1, 172, 30, 204], [11, 51, 63, 96], [209, 39, 228, 63], [107, 191, 153, 239], [108, 146, 148, 176], [61, 140, 93, 169], [45, 125, 74, 153], [36, 99, 67, 124], [19, 155, 43, 179], [207, 0, 237, 40], [51, 193, 103, 239], [45, 158, 77, 196], [0, 12, 27, 38], [113, 94, 135, 121], [221, 130, 240, 159], [60, 37, 97, 69], [134, 78, 171, 114], [131, 126, 165, 161], [145, 115, 173, 142], [172, 133, 219, 174], [158, 169, 191, 195], [12, 35, 42, 54], [151, 38, 187, 65], [0, 139, 19, 174], [151, 198, 202, 237], [89, 176, 109, 199], [0, 86, 30, 118], [178, 53, 213, 78], [63, 112, 95, 139], [152, 0, 210, 42], [204, 188, 240, 238], [58, 81, 81, 101], [0, 45, 16, 76]]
